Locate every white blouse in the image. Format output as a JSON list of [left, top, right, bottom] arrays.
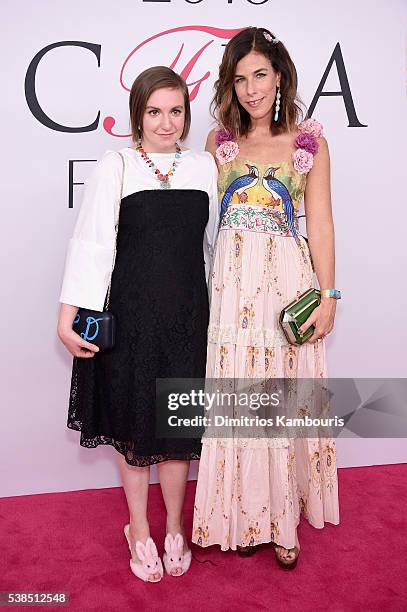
[[60, 147, 219, 311]]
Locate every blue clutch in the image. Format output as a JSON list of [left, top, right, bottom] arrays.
[[72, 309, 116, 351]]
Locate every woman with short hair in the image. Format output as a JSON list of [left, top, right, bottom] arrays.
[[58, 66, 219, 582]]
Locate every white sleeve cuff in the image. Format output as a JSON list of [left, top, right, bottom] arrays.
[[59, 238, 114, 311]]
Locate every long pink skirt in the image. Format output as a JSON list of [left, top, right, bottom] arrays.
[[192, 228, 340, 550]]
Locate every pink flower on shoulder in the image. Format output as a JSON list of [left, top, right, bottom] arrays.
[[292, 148, 314, 174], [295, 132, 319, 155], [215, 128, 236, 147], [216, 140, 239, 165], [298, 118, 324, 138]]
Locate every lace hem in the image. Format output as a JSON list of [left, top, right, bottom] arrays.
[[67, 422, 201, 467], [208, 324, 288, 348]]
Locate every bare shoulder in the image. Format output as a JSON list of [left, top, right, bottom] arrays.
[[306, 136, 331, 187], [317, 135, 329, 152], [313, 136, 330, 168], [205, 128, 218, 156]]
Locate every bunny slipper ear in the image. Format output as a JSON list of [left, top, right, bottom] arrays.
[[146, 537, 159, 558], [135, 541, 146, 562], [174, 534, 184, 552], [164, 533, 174, 554]]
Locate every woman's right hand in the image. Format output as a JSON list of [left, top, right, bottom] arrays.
[[58, 326, 99, 358], [57, 303, 99, 358]]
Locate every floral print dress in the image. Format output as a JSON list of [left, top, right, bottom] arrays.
[[192, 120, 340, 551]]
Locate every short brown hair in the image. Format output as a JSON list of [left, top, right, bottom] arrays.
[[212, 27, 304, 137], [129, 66, 191, 142]]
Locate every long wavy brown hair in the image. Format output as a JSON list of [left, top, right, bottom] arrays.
[[212, 27, 304, 137]]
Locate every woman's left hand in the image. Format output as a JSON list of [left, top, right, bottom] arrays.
[[299, 298, 336, 343]]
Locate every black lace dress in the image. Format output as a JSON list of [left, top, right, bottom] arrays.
[[68, 188, 210, 466]]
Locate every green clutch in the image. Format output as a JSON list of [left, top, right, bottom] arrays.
[[279, 288, 321, 346]]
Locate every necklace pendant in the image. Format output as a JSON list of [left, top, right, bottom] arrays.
[[137, 142, 181, 190]]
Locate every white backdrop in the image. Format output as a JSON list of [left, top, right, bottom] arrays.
[[1, 0, 406, 497]]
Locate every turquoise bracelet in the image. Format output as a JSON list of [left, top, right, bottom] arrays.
[[320, 289, 341, 299]]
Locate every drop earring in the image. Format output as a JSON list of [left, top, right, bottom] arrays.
[[274, 86, 281, 122]]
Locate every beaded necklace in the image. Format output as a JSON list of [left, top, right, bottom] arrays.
[[136, 142, 182, 189]]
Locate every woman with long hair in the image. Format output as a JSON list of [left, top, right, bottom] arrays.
[[192, 27, 340, 569], [58, 67, 218, 582]]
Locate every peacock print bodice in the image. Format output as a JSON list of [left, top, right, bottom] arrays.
[[218, 157, 307, 241]]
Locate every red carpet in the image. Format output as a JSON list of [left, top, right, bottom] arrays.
[[1, 464, 406, 611]]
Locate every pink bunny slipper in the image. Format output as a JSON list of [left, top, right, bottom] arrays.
[[124, 524, 163, 583], [163, 533, 192, 577]]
